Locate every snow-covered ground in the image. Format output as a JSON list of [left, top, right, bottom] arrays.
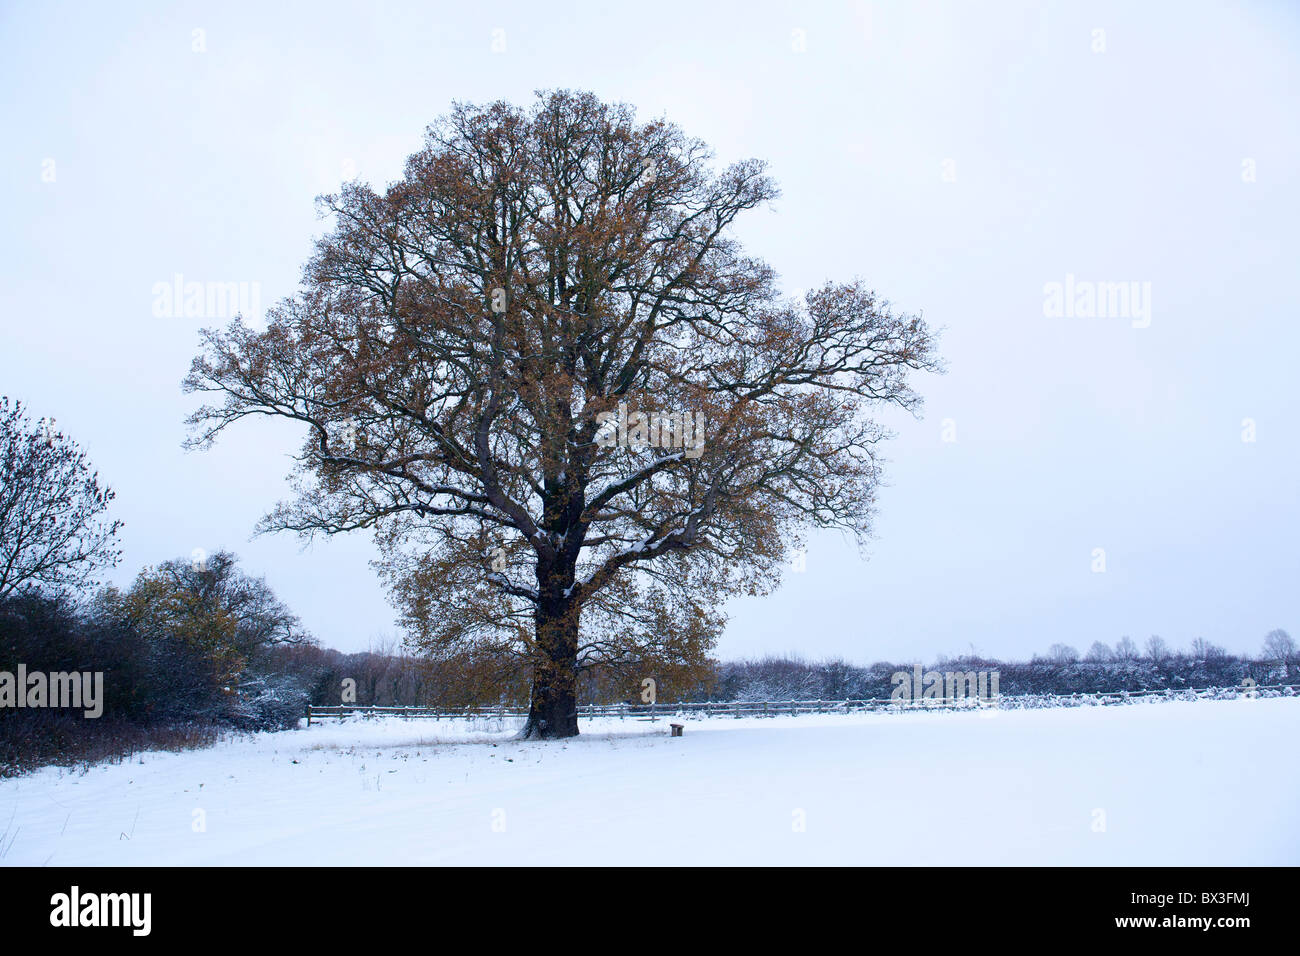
[[2, 698, 1297, 865]]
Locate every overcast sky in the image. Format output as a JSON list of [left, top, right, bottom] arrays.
[[2, 0, 1297, 663]]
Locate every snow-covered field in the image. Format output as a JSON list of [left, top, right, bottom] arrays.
[[3, 698, 1297, 866]]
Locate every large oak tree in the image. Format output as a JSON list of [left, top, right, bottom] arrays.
[[184, 90, 939, 738]]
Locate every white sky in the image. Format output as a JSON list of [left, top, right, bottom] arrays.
[[2, 0, 1297, 662]]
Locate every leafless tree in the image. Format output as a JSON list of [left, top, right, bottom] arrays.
[[1114, 636, 1138, 660], [1145, 635, 1170, 661], [1084, 641, 1114, 662], [1261, 629, 1295, 661], [1047, 643, 1079, 663], [0, 397, 122, 599], [1189, 637, 1225, 660]]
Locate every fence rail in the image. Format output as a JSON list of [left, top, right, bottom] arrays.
[[305, 683, 1300, 725]]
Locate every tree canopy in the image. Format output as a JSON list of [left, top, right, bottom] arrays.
[[185, 90, 940, 737]]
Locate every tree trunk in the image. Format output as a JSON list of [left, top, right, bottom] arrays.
[[519, 597, 580, 739]]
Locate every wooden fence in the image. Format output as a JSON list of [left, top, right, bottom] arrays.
[[305, 682, 1299, 726]]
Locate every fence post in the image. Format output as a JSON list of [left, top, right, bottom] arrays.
[[305, 703, 311, 727]]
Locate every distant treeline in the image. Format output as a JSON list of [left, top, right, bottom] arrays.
[[3, 561, 1296, 775], [276, 637, 1300, 707], [708, 649, 1297, 703]]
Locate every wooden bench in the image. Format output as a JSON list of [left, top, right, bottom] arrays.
[[670, 722, 684, 737]]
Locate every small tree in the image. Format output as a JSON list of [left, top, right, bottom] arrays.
[[1145, 635, 1170, 661], [1047, 643, 1079, 663], [1114, 636, 1138, 660], [96, 569, 244, 691], [93, 550, 314, 713], [1084, 641, 1114, 662], [1190, 637, 1225, 661], [1261, 629, 1295, 661], [151, 550, 310, 661], [0, 397, 122, 599]]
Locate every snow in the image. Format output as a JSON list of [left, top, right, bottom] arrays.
[[2, 698, 1297, 865]]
